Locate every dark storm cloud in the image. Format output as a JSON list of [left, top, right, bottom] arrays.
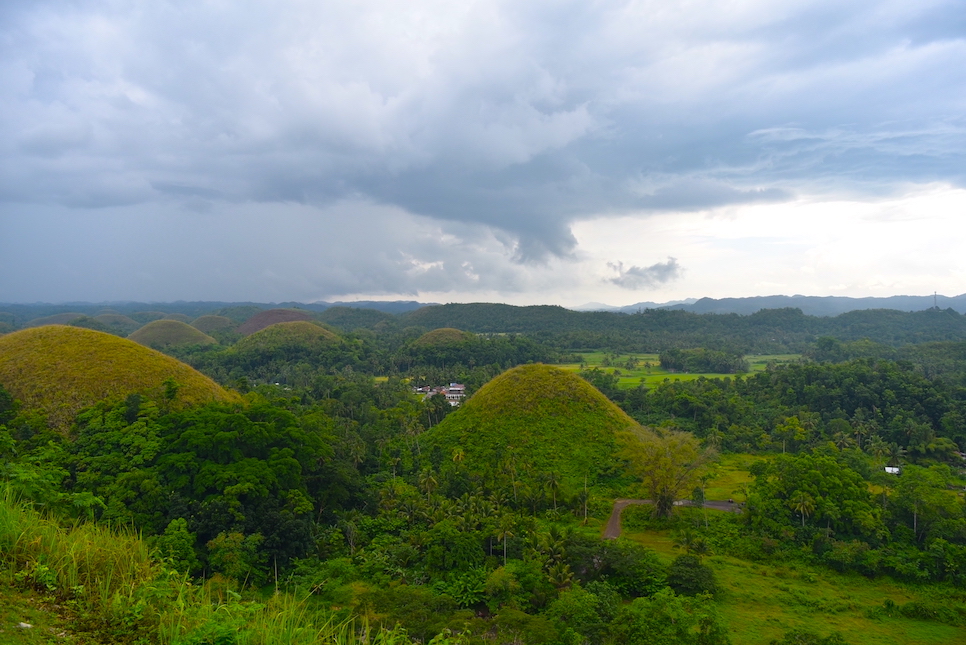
[[1, 0, 965, 299], [608, 258, 682, 290]]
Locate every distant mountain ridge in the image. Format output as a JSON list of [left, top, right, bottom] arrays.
[[575, 294, 966, 316]]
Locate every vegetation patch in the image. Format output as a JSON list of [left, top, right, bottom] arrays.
[[128, 320, 217, 348], [161, 313, 191, 322], [237, 308, 312, 335], [0, 326, 239, 429]]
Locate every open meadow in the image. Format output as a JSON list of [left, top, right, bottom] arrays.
[[621, 521, 964, 645], [557, 351, 801, 389]]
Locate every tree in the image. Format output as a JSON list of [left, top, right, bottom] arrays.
[[497, 514, 515, 565], [667, 554, 717, 596], [790, 491, 816, 528], [619, 426, 714, 518]]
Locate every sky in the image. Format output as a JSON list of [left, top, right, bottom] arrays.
[[1, 0, 965, 307]]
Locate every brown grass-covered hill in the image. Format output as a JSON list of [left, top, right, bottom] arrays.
[[25, 313, 86, 327], [0, 326, 239, 430], [191, 315, 235, 334], [130, 311, 167, 324], [93, 314, 141, 334], [233, 321, 338, 355], [412, 327, 474, 347], [237, 309, 312, 336], [162, 313, 192, 323], [424, 364, 639, 487], [128, 320, 217, 348]]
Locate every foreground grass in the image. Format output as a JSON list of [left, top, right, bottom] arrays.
[[0, 586, 71, 645], [0, 491, 424, 645], [623, 525, 965, 645]]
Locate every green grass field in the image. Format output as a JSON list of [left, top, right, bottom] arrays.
[[615, 453, 966, 644], [622, 525, 963, 645], [557, 352, 801, 389], [702, 453, 771, 502]]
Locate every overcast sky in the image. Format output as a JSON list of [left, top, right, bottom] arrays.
[[2, 0, 965, 306]]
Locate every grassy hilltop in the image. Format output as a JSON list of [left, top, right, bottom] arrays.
[[191, 314, 235, 333], [0, 326, 239, 429], [424, 363, 638, 487], [412, 327, 475, 346], [236, 308, 312, 335], [234, 320, 339, 353], [128, 319, 217, 348]]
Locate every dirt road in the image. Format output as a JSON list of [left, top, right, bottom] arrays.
[[602, 499, 742, 539]]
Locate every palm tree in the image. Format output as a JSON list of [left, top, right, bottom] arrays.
[[887, 442, 906, 468], [451, 447, 465, 464], [790, 491, 816, 528], [497, 515, 515, 565], [545, 471, 561, 511], [672, 529, 697, 553], [418, 468, 438, 499], [547, 562, 574, 590], [867, 434, 889, 463]]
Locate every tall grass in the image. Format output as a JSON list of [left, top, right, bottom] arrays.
[[0, 488, 439, 645]]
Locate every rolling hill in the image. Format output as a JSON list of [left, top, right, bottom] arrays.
[[236, 309, 312, 335], [233, 321, 339, 355], [424, 364, 639, 487], [25, 312, 86, 327], [412, 327, 474, 346], [191, 315, 235, 333], [0, 326, 239, 430], [128, 320, 217, 348]]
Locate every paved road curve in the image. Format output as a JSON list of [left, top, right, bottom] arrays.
[[603, 498, 743, 539]]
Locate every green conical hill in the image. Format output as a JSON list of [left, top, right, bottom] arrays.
[[0, 326, 239, 430], [237, 309, 312, 335], [424, 364, 638, 486], [234, 321, 338, 354], [191, 315, 235, 333], [162, 313, 192, 323], [413, 327, 473, 346], [128, 320, 217, 348]]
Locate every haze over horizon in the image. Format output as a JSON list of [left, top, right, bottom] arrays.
[[2, 1, 965, 306]]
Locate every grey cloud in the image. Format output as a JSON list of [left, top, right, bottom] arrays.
[[2, 1, 966, 298], [0, 201, 568, 302], [608, 258, 683, 290]]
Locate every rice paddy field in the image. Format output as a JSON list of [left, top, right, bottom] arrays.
[[557, 351, 801, 389]]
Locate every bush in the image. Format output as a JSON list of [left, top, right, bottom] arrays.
[[667, 555, 717, 597]]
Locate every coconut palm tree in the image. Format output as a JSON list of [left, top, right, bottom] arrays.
[[790, 491, 816, 528], [497, 515, 515, 565]]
